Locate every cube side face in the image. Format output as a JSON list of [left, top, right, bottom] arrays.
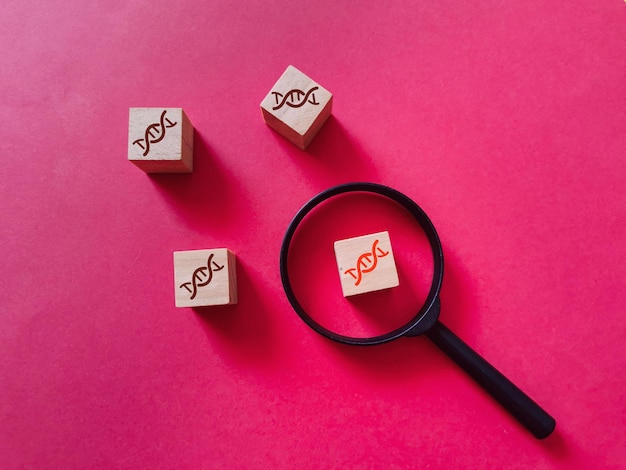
[[334, 231, 399, 297], [173, 249, 237, 307], [128, 108, 193, 173], [260, 65, 333, 149], [227, 250, 238, 304]]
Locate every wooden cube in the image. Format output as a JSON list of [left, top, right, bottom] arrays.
[[260, 65, 333, 150], [173, 249, 237, 307], [128, 108, 194, 173], [334, 231, 399, 297]]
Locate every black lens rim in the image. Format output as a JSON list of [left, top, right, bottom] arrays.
[[279, 182, 444, 345]]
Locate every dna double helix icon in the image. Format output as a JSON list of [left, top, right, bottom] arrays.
[[272, 86, 320, 111], [344, 239, 390, 286], [132, 110, 177, 156], [179, 254, 225, 300]]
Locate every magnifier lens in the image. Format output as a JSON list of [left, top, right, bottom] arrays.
[[287, 191, 434, 339]]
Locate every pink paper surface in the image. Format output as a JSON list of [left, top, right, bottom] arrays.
[[1, 1, 625, 468]]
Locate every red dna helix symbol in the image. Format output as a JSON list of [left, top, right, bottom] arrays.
[[179, 254, 225, 300], [272, 86, 320, 110], [344, 239, 389, 286], [132, 110, 177, 156]]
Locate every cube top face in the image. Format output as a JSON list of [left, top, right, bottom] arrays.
[[128, 108, 193, 173], [173, 249, 237, 307], [260, 65, 333, 149], [334, 231, 399, 297]]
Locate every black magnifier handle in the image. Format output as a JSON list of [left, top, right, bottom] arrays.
[[425, 321, 556, 439]]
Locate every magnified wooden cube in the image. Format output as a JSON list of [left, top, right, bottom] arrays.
[[334, 231, 399, 297], [173, 249, 237, 307], [260, 65, 333, 150], [128, 107, 194, 173]]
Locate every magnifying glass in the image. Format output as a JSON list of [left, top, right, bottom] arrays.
[[280, 182, 556, 439]]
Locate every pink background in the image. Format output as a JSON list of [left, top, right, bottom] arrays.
[[2, 0, 625, 468]]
